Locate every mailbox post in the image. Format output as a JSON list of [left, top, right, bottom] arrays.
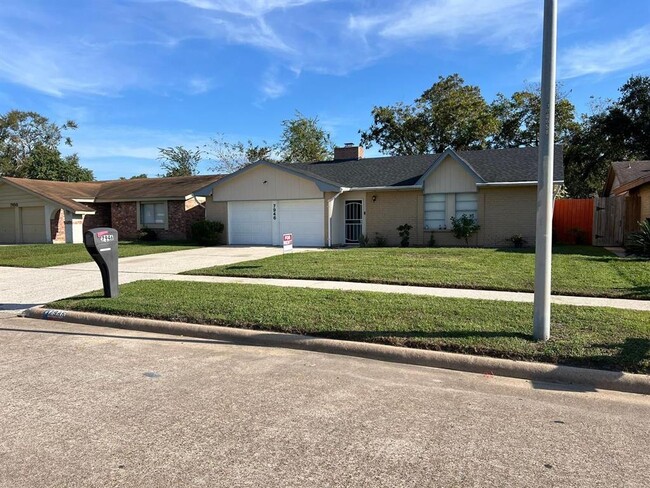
[[84, 227, 119, 298]]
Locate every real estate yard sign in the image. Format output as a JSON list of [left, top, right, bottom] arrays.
[[283, 233, 293, 253]]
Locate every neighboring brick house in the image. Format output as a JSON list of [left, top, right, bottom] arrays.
[[0, 175, 222, 244], [196, 145, 564, 247]]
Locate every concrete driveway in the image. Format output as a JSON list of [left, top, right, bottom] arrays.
[[0, 246, 303, 313], [1, 317, 649, 488]]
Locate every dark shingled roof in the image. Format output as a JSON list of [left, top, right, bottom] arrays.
[[1, 177, 102, 212], [283, 146, 564, 188], [94, 175, 223, 201], [608, 160, 650, 194]]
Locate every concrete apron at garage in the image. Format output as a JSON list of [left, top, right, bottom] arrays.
[[0, 246, 314, 313]]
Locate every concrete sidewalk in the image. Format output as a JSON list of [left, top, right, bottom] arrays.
[[2, 244, 649, 313], [145, 274, 650, 312]]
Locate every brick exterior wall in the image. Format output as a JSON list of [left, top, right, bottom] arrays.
[[156, 200, 205, 240], [365, 186, 538, 247], [109, 199, 207, 241], [365, 190, 424, 246], [83, 202, 111, 233], [50, 210, 66, 243], [478, 186, 537, 247], [111, 201, 139, 240]]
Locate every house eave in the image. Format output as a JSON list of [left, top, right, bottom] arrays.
[[347, 185, 422, 192], [415, 148, 486, 187], [93, 196, 188, 203], [0, 177, 95, 214], [476, 180, 564, 188], [194, 160, 342, 196]]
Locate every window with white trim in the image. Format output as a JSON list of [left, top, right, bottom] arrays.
[[455, 193, 478, 221], [140, 202, 167, 228], [424, 194, 447, 230]]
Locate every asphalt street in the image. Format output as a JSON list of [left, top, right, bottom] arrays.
[[1, 317, 648, 487]]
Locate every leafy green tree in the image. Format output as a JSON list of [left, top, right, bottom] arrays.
[[119, 174, 148, 180], [206, 136, 274, 173], [278, 111, 333, 162], [0, 110, 92, 181], [360, 74, 497, 155], [22, 145, 94, 182], [158, 145, 201, 177], [606, 75, 650, 159], [564, 75, 650, 197], [490, 84, 579, 148], [563, 113, 614, 197]]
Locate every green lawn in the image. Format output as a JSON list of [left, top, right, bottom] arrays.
[[50, 280, 650, 373], [186, 246, 650, 300], [0, 241, 200, 268]]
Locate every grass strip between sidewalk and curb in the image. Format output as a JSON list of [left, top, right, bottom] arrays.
[[184, 246, 650, 300], [0, 241, 200, 268], [48, 280, 650, 374]]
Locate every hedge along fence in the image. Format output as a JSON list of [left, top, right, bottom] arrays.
[[553, 198, 594, 245]]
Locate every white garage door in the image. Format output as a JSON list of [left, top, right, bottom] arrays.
[[278, 200, 324, 247], [229, 201, 273, 245], [21, 206, 47, 244], [0, 208, 16, 244], [228, 200, 324, 247]]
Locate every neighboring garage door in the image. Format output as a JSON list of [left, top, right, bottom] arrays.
[[0, 208, 16, 244], [20, 206, 46, 243], [229, 200, 324, 247]]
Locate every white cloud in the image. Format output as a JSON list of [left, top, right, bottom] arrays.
[[65, 126, 208, 161], [0, 0, 589, 100], [175, 0, 328, 17], [350, 0, 543, 52], [559, 25, 650, 79], [258, 65, 298, 100], [187, 76, 214, 94]]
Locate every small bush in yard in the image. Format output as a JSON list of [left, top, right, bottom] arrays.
[[427, 233, 435, 247], [138, 227, 157, 241], [450, 214, 480, 245], [191, 220, 224, 246], [374, 233, 387, 247], [508, 234, 526, 248], [626, 220, 650, 256], [396, 223, 413, 247], [570, 227, 588, 245], [358, 233, 370, 247]]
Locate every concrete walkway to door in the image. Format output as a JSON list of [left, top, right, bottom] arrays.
[[0, 246, 318, 314]]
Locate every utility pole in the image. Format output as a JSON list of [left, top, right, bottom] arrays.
[[533, 0, 557, 341]]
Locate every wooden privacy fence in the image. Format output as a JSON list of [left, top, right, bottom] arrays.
[[592, 195, 641, 247], [553, 198, 594, 245]]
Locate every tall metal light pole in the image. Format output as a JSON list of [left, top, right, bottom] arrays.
[[533, 0, 557, 341]]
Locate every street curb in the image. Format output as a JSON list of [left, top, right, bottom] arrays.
[[22, 306, 650, 395]]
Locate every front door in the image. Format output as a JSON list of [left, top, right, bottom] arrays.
[[345, 200, 363, 244]]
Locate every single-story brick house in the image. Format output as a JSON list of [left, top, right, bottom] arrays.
[[0, 175, 222, 244], [195, 145, 563, 247], [603, 160, 650, 224]]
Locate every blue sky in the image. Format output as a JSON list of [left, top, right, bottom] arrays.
[[1, 0, 649, 180]]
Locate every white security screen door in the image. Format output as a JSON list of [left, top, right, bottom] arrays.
[[344, 200, 362, 244]]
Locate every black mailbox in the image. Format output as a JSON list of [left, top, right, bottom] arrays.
[[84, 227, 119, 298]]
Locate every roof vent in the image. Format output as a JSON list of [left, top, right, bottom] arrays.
[[334, 144, 364, 161]]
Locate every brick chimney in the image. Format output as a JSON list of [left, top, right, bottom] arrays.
[[334, 143, 364, 161]]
